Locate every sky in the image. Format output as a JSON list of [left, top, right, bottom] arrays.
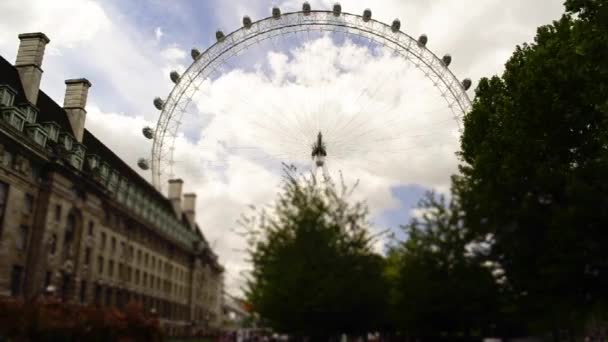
[[0, 0, 565, 295]]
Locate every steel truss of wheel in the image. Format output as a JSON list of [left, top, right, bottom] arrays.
[[147, 7, 473, 191]]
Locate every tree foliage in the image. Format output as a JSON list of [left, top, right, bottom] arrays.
[[243, 166, 388, 339], [389, 191, 502, 338], [456, 0, 608, 330]]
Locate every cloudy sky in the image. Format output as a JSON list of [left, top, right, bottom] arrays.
[[0, 0, 565, 294]]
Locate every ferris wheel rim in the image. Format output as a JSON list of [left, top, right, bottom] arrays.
[[150, 8, 473, 190]]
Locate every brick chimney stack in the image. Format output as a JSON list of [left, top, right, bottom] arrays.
[[63, 78, 92, 142], [183, 193, 196, 227], [168, 179, 183, 218], [15, 32, 50, 105]]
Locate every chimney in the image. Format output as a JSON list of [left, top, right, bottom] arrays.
[[183, 193, 196, 227], [15, 32, 50, 105], [168, 179, 183, 218], [63, 78, 92, 142]]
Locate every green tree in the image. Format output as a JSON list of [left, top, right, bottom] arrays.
[[242, 166, 389, 340], [390, 191, 502, 338], [456, 0, 608, 332]]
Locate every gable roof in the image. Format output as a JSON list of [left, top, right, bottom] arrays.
[[0, 55, 186, 224]]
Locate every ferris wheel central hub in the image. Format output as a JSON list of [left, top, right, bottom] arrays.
[[311, 131, 327, 167]]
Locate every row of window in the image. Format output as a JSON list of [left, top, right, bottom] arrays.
[[97, 231, 188, 282], [8, 263, 190, 321], [95, 255, 187, 298]]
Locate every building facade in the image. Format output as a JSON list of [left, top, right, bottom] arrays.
[[0, 32, 224, 335]]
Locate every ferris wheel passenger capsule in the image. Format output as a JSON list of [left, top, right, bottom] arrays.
[[191, 48, 201, 60], [243, 16, 252, 28], [216, 30, 225, 42], [153, 97, 164, 110], [137, 158, 150, 170], [462, 78, 472, 91], [302, 2, 311, 15], [333, 3, 342, 16], [142, 127, 154, 139], [169, 71, 180, 84], [442, 54, 452, 67], [363, 9, 372, 22], [418, 34, 428, 47], [391, 19, 401, 32], [272, 7, 281, 19]]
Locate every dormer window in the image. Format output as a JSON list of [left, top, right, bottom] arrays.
[[109, 170, 119, 185], [42, 122, 60, 142], [72, 143, 86, 158], [86, 154, 100, 171], [117, 177, 127, 202], [2, 108, 26, 131], [0, 86, 16, 107], [99, 162, 110, 179], [21, 105, 37, 124], [59, 133, 73, 151], [69, 154, 83, 170], [25, 124, 48, 147]]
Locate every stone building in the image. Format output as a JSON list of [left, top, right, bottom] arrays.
[[0, 32, 224, 335]]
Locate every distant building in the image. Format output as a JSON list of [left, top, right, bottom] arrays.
[[0, 32, 224, 336]]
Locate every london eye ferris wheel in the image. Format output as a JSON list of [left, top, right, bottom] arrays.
[[139, 2, 473, 192]]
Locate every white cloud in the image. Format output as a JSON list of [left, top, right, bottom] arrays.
[[161, 46, 186, 61], [0, 0, 111, 52]]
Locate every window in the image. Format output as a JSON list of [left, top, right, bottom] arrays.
[[54, 204, 61, 222], [49, 233, 57, 255], [105, 288, 112, 306], [98, 256, 104, 275], [16, 225, 28, 250], [144, 253, 148, 267], [43, 122, 59, 142], [108, 260, 114, 278], [143, 273, 147, 287], [10, 265, 23, 296], [0, 181, 8, 238], [84, 247, 91, 266], [0, 88, 15, 106], [22, 106, 36, 123], [135, 270, 140, 285], [44, 271, 52, 290], [63, 213, 76, 259], [88, 221, 94, 236], [2, 150, 12, 168], [94, 285, 102, 304], [23, 194, 34, 214], [111, 237, 116, 253], [137, 250, 141, 265], [100, 232, 106, 250], [79, 280, 87, 303]]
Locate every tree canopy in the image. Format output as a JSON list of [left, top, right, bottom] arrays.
[[243, 166, 388, 339], [456, 0, 608, 330], [389, 191, 503, 338]]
